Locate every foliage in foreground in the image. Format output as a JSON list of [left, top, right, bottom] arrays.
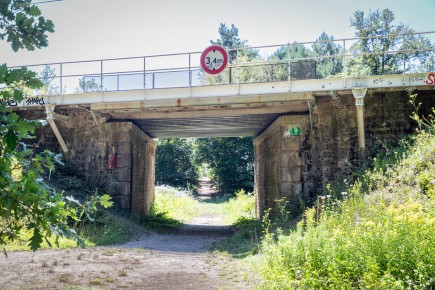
[[258, 112, 435, 289], [0, 67, 113, 251], [0, 0, 116, 252], [3, 164, 134, 251]]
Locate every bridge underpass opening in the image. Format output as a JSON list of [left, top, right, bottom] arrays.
[[8, 31, 435, 225], [15, 88, 435, 222], [153, 136, 255, 229], [99, 99, 313, 220], [155, 136, 256, 195]]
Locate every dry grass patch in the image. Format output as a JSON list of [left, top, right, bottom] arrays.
[[58, 273, 71, 283]]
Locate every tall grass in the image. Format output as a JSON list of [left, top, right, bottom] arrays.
[[4, 209, 136, 251], [258, 103, 435, 289], [223, 190, 256, 224], [143, 185, 200, 230], [152, 185, 200, 222]]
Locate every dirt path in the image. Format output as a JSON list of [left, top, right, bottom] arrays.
[[0, 201, 259, 289], [0, 227, 256, 290], [195, 178, 218, 201]]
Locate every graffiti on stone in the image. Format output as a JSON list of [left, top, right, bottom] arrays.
[[373, 77, 384, 86], [425, 73, 435, 85], [25, 96, 45, 106], [408, 73, 435, 85], [372, 78, 393, 87], [0, 99, 18, 107], [1, 96, 45, 107], [409, 74, 426, 85]]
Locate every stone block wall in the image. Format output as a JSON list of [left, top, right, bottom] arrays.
[[131, 124, 155, 219], [312, 90, 435, 188], [254, 115, 313, 218], [16, 108, 155, 218], [311, 95, 360, 187]]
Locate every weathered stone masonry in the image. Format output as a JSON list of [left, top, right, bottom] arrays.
[[254, 115, 313, 218], [254, 90, 435, 218], [17, 108, 155, 219]]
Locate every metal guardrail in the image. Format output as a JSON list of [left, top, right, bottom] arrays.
[[11, 31, 435, 96]]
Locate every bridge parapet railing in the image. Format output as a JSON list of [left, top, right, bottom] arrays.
[[12, 31, 435, 96]]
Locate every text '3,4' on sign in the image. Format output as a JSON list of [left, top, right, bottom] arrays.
[[200, 45, 228, 75]]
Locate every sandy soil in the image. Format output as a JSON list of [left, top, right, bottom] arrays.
[[0, 224, 258, 290], [0, 183, 259, 289]]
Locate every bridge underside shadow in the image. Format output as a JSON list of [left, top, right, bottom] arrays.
[[99, 99, 310, 138]]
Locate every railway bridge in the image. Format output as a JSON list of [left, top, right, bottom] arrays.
[[10, 32, 435, 218]]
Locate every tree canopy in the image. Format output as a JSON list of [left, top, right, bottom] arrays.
[[210, 23, 259, 63], [348, 8, 434, 75], [155, 137, 255, 195], [209, 13, 433, 82], [155, 138, 198, 189], [312, 32, 343, 78], [195, 137, 254, 194]]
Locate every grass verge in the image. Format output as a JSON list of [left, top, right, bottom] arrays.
[[210, 190, 262, 258], [4, 208, 138, 251]]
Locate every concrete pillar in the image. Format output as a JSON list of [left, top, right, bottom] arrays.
[[103, 122, 135, 209], [254, 115, 313, 218], [130, 124, 155, 219], [352, 88, 368, 151]]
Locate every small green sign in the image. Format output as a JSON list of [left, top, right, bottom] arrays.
[[287, 127, 301, 136]]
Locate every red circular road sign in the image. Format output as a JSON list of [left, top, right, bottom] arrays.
[[200, 45, 228, 75]]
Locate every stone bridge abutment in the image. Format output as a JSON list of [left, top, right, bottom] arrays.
[[254, 89, 435, 217], [18, 108, 155, 219]]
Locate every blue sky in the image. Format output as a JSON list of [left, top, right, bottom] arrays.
[[1, 0, 435, 66]]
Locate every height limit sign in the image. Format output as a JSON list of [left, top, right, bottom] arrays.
[[200, 45, 228, 75]]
